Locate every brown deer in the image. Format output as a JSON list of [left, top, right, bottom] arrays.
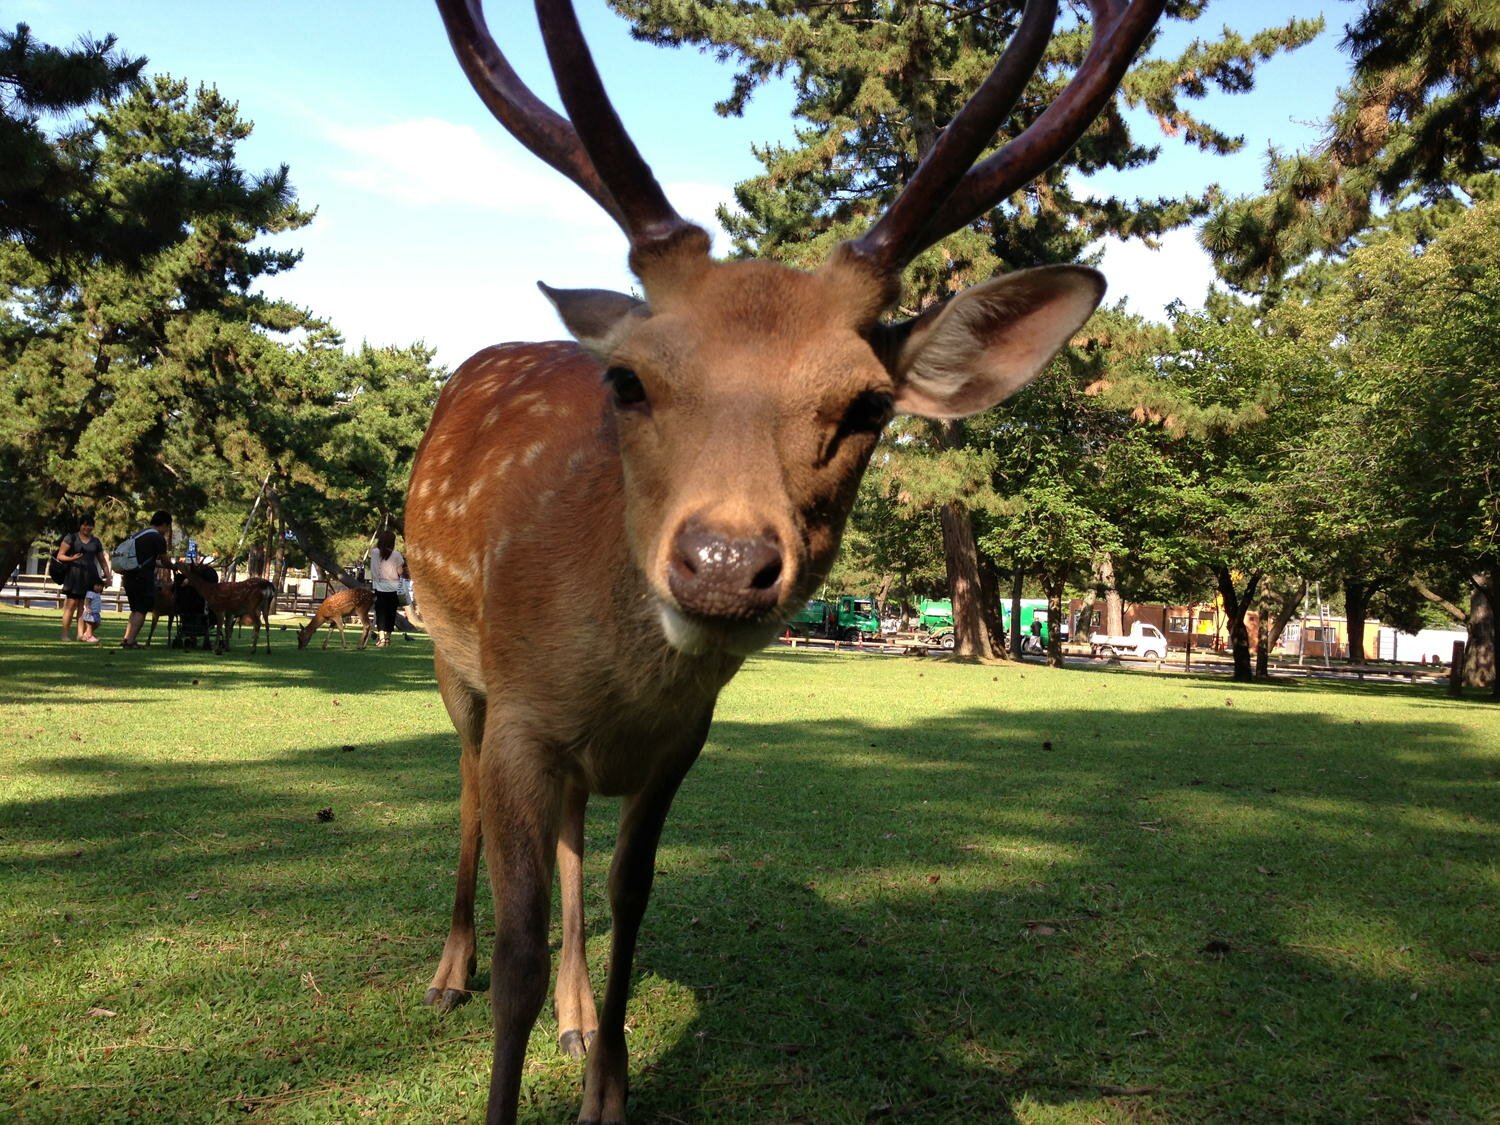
[[297, 586, 375, 650], [174, 564, 276, 655], [409, 2, 1164, 1121], [142, 562, 177, 647]]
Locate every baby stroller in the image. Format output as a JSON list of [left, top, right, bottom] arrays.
[[172, 563, 217, 649]]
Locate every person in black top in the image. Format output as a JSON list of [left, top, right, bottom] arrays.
[[120, 511, 172, 650], [55, 516, 112, 642]]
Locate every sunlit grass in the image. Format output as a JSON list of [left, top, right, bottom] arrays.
[[1, 606, 1496, 1122]]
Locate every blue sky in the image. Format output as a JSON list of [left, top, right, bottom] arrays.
[[15, 1, 1352, 368]]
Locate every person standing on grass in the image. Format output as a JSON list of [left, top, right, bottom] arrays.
[[80, 581, 105, 644], [55, 516, 111, 642], [368, 529, 404, 648], [119, 512, 172, 650]]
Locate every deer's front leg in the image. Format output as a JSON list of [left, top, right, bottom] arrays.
[[480, 740, 563, 1125], [580, 735, 705, 1125], [555, 783, 597, 1060]]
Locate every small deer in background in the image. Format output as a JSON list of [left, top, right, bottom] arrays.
[[174, 564, 276, 655], [297, 586, 374, 650], [411, 1, 1162, 1121]]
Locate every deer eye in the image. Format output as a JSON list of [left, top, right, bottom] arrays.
[[840, 390, 894, 436], [604, 366, 647, 409]]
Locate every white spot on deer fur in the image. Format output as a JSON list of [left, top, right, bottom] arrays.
[[493, 454, 514, 478], [483, 405, 503, 430], [566, 450, 587, 476], [523, 442, 546, 465]]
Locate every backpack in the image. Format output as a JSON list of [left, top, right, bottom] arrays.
[[110, 531, 148, 573]]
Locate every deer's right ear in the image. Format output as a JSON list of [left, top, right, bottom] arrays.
[[539, 282, 646, 361], [875, 266, 1105, 419]]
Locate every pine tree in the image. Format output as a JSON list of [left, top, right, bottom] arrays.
[[1203, 0, 1500, 292], [1, 76, 316, 579]]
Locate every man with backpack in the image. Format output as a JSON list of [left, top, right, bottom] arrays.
[[115, 512, 172, 650]]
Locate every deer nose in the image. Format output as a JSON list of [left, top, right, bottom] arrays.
[[667, 518, 784, 620]]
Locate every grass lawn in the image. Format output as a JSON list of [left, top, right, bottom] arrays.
[[1, 604, 1496, 1123]]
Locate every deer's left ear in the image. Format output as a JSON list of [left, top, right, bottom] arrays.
[[877, 265, 1104, 419], [539, 282, 646, 362]]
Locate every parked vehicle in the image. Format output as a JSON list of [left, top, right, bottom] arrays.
[[789, 595, 880, 641], [913, 597, 1058, 652], [1002, 599, 1053, 653], [916, 598, 956, 649], [1088, 621, 1168, 659]]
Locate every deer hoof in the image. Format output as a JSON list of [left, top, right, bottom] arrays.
[[422, 986, 470, 1013], [558, 1029, 596, 1060]]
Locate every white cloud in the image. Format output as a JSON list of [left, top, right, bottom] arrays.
[[1092, 226, 1219, 321], [318, 116, 619, 231]]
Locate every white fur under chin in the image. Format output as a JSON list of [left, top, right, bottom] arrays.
[[657, 602, 780, 657]]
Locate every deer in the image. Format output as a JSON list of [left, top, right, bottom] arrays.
[[297, 586, 375, 650], [142, 561, 177, 647], [173, 563, 276, 655], [407, 1, 1165, 1121]]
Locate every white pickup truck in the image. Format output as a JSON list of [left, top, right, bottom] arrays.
[[1088, 621, 1168, 660]]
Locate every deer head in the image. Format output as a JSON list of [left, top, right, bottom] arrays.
[[436, 0, 1163, 656]]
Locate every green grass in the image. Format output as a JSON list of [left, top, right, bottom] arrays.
[[1, 605, 1496, 1123]]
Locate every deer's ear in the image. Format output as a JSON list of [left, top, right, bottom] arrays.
[[878, 266, 1104, 419], [539, 282, 646, 361]]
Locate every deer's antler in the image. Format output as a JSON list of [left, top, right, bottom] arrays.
[[844, 0, 1166, 276], [440, 0, 1165, 277], [435, 0, 696, 251]]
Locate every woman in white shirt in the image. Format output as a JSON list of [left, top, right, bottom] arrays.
[[368, 529, 405, 647]]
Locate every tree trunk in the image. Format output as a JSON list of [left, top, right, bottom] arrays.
[[1098, 552, 1124, 636], [939, 499, 999, 659], [1009, 567, 1024, 657], [1414, 579, 1467, 625], [976, 548, 1009, 657], [264, 487, 364, 589], [1267, 579, 1307, 654], [873, 572, 895, 624], [1256, 577, 1307, 677], [1046, 582, 1065, 667], [1, 536, 37, 591], [1215, 567, 1261, 683], [1464, 564, 1496, 690], [1344, 578, 1372, 664]]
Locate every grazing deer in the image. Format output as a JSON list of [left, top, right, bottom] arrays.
[[174, 564, 276, 655], [408, 1, 1163, 1121], [297, 586, 375, 650]]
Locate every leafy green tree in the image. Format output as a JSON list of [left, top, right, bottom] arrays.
[[0, 75, 313, 578], [1109, 294, 1306, 680], [1204, 0, 1500, 293], [1286, 201, 1500, 689], [1, 22, 144, 258], [613, 0, 1320, 655], [825, 471, 946, 619]]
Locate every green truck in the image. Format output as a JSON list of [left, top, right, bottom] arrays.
[[788, 595, 881, 641], [916, 597, 1053, 652], [918, 598, 957, 649]]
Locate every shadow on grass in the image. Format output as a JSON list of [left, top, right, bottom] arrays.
[[2, 617, 1496, 1120], [0, 607, 435, 707]]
